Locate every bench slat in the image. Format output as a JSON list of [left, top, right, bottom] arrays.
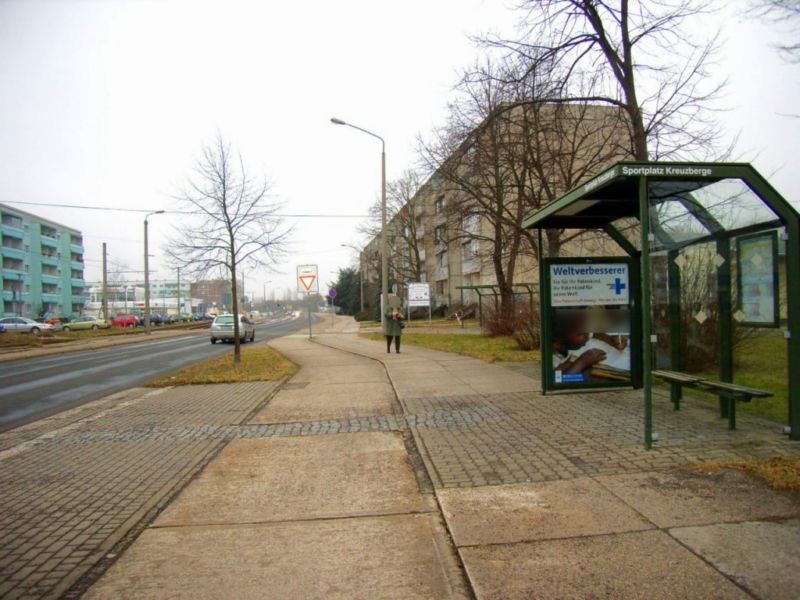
[[652, 370, 702, 384], [697, 379, 774, 398]]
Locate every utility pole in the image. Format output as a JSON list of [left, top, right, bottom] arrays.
[[102, 242, 108, 320], [177, 266, 181, 314]]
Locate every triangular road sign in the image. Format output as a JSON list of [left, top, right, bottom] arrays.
[[299, 275, 316, 292]]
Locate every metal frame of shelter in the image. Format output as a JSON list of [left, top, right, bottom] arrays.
[[523, 161, 800, 449], [456, 284, 537, 328]]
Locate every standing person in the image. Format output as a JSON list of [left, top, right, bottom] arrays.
[[384, 305, 404, 354]]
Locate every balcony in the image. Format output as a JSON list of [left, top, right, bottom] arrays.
[[70, 243, 84, 254], [40, 256, 59, 267], [41, 273, 60, 285], [40, 236, 59, 248], [433, 266, 449, 281], [2, 289, 27, 301], [41, 292, 62, 304], [462, 257, 481, 275], [71, 278, 86, 288], [72, 295, 86, 304], [1, 225, 23, 238], [1, 246, 25, 260], [70, 261, 84, 271]]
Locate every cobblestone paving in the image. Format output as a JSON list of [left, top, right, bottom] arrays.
[[0, 383, 279, 600], [403, 389, 800, 488]]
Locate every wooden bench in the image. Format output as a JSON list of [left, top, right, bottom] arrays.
[[651, 369, 773, 430]]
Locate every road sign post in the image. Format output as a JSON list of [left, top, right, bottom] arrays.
[[297, 265, 319, 338], [328, 288, 337, 327]]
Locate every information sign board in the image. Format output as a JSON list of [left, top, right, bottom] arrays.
[[407, 283, 430, 307]]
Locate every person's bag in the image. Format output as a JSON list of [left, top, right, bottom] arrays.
[[399, 320, 405, 329]]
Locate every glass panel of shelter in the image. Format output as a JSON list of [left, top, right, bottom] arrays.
[[645, 177, 787, 414]]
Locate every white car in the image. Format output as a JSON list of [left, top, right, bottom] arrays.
[[210, 314, 255, 344], [0, 317, 54, 335]]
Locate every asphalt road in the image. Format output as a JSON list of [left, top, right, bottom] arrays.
[[0, 314, 311, 432]]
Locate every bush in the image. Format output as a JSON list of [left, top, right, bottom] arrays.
[[354, 309, 373, 322], [483, 299, 540, 351]]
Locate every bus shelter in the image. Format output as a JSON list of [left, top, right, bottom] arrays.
[[523, 162, 800, 448]]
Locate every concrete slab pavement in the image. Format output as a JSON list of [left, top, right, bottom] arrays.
[[85, 324, 470, 599]]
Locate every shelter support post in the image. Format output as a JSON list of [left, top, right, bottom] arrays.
[[538, 229, 548, 390], [668, 250, 683, 409], [716, 239, 734, 419], [787, 227, 800, 440], [639, 176, 653, 449]]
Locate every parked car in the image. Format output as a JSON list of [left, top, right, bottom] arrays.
[[61, 316, 110, 332], [210, 314, 255, 344], [0, 317, 54, 335], [145, 313, 164, 326], [111, 314, 139, 328]]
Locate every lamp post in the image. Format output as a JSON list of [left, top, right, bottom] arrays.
[[331, 117, 387, 324], [341, 244, 364, 312], [143, 210, 164, 334]]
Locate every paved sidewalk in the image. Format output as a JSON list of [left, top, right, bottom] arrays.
[[3, 316, 800, 598]]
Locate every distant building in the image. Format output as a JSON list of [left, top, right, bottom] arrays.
[[85, 280, 194, 317], [1, 203, 86, 318], [190, 279, 244, 313]]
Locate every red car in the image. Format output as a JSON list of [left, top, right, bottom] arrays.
[[111, 314, 140, 328]]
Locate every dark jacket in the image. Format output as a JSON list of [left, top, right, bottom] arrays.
[[383, 308, 403, 337]]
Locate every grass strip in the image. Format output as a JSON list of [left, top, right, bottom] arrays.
[[690, 457, 800, 494], [148, 345, 298, 386], [360, 331, 539, 363]]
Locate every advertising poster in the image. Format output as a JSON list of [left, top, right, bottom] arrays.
[[546, 260, 634, 389], [551, 307, 631, 384], [737, 233, 778, 327]]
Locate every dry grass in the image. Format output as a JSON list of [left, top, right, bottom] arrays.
[[690, 457, 800, 494], [148, 345, 298, 386]]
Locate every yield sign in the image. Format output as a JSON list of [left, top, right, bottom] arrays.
[[296, 264, 319, 294]]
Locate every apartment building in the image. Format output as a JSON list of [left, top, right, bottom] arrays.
[[361, 103, 630, 311], [1, 203, 86, 318]]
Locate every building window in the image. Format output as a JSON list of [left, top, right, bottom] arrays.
[[462, 214, 479, 233], [435, 280, 445, 295], [462, 239, 479, 258], [1, 213, 23, 228], [434, 195, 445, 214], [436, 250, 448, 268], [434, 225, 445, 244]]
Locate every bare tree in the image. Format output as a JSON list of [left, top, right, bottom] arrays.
[[481, 0, 729, 161], [360, 169, 426, 287], [748, 0, 800, 62], [419, 59, 628, 330], [168, 135, 291, 362]]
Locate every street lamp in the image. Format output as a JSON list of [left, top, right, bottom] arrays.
[[143, 210, 165, 334], [341, 244, 364, 312], [331, 117, 387, 324]]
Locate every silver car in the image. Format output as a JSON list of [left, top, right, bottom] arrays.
[[210, 314, 255, 344], [0, 317, 54, 335]]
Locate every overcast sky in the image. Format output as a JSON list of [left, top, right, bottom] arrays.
[[1, 0, 798, 302]]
